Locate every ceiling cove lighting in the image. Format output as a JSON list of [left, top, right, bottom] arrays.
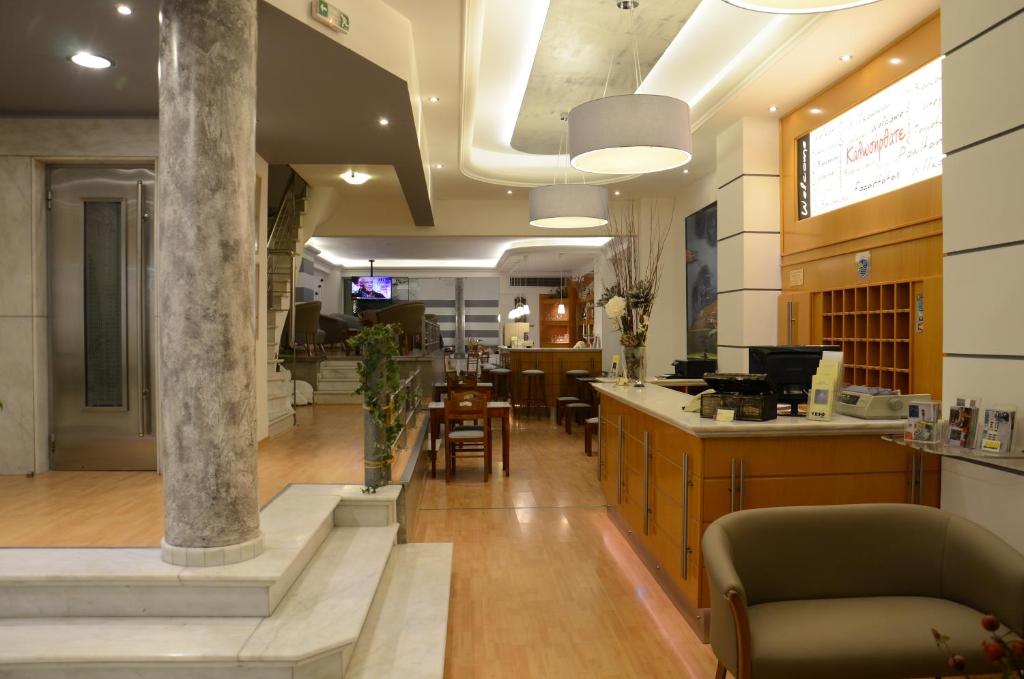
[[340, 170, 370, 185], [116, 4, 132, 15], [70, 52, 113, 69], [568, 2, 692, 175], [721, 0, 881, 13]]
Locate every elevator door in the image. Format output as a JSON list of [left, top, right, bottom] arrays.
[[49, 166, 156, 470]]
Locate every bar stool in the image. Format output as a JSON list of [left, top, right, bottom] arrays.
[[556, 396, 580, 425], [565, 369, 591, 403], [564, 401, 592, 434], [488, 367, 512, 403], [584, 417, 599, 456], [519, 369, 548, 419]]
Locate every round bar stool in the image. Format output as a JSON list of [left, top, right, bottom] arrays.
[[488, 367, 512, 403], [519, 369, 548, 419], [556, 396, 580, 424], [584, 416, 599, 456], [565, 369, 591, 404], [564, 401, 592, 434]]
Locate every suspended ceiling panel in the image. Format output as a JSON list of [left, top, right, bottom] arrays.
[[510, 0, 700, 155]]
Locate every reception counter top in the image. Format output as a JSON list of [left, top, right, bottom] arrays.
[[498, 346, 600, 352], [593, 382, 904, 438]]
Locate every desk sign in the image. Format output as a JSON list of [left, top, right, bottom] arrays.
[[715, 409, 736, 422], [312, 0, 350, 33]]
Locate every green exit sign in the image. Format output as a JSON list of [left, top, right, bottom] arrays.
[[312, 0, 349, 34]]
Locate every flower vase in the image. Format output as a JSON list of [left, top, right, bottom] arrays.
[[623, 346, 646, 387]]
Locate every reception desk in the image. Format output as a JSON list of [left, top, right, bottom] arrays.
[[498, 347, 601, 405], [593, 382, 939, 640]]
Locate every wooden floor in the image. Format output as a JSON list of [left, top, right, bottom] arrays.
[[0, 405, 716, 678]]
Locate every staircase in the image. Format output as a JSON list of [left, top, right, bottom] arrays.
[[315, 359, 362, 404], [267, 172, 309, 436], [0, 484, 452, 678]]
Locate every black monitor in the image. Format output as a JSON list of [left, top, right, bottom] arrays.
[[748, 345, 840, 416]]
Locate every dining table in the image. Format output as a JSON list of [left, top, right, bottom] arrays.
[[432, 381, 493, 402], [427, 400, 511, 478]]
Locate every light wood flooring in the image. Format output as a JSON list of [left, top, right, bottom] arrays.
[[0, 405, 716, 678]]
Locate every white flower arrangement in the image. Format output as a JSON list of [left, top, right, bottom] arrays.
[[604, 295, 627, 320]]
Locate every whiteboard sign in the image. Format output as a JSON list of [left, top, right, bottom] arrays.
[[798, 58, 943, 219]]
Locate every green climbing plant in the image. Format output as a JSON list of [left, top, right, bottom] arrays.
[[348, 324, 403, 490]]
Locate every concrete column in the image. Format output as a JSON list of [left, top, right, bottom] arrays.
[[714, 117, 782, 372], [157, 0, 263, 565], [454, 277, 465, 357]]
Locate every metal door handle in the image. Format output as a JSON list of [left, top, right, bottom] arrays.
[[596, 409, 603, 482], [786, 301, 794, 344], [681, 452, 690, 579], [616, 415, 623, 505], [913, 450, 921, 503], [642, 431, 650, 535], [739, 458, 745, 510], [916, 453, 925, 504], [730, 458, 736, 512], [136, 180, 147, 438]]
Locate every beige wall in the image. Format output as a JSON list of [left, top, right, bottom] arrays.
[[939, 0, 1024, 552]]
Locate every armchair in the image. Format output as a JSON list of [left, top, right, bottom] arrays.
[[703, 503, 1024, 679]]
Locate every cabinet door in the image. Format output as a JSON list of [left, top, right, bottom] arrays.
[[620, 433, 646, 535], [649, 450, 701, 603], [599, 411, 621, 506], [778, 291, 812, 344]]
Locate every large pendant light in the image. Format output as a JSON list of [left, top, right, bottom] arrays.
[[568, 1, 692, 175], [530, 115, 610, 228], [529, 184, 609, 228], [721, 0, 881, 13]]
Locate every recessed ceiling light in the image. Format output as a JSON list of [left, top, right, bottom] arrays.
[[839, 54, 853, 62], [378, 117, 389, 126], [340, 170, 370, 185], [116, 4, 132, 15], [433, 163, 444, 169], [506, 189, 513, 195], [614, 190, 621, 196], [809, 107, 823, 115], [889, 57, 903, 65], [428, 96, 439, 103], [683, 169, 689, 174], [768, 105, 778, 113], [70, 52, 113, 69]]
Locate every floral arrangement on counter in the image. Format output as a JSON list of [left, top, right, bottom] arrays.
[[933, 613, 1024, 678], [596, 201, 672, 384]]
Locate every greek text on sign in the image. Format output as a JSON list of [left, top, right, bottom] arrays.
[[312, 0, 349, 33], [800, 58, 942, 219]]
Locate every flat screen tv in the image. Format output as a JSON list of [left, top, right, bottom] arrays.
[[350, 276, 393, 300]]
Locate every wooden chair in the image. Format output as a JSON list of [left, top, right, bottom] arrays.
[[444, 388, 492, 482], [466, 350, 481, 377], [446, 372, 478, 392]]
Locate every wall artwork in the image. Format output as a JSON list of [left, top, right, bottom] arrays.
[[685, 202, 717, 359]]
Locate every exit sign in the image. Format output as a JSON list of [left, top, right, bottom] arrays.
[[312, 0, 350, 33]]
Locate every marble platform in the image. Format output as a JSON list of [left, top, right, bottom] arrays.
[[0, 484, 451, 678]]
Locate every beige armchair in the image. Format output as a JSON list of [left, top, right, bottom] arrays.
[[703, 504, 1024, 679]]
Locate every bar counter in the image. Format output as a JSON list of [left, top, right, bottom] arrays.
[[497, 347, 601, 406], [592, 382, 937, 640]]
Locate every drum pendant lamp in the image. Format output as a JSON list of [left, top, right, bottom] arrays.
[[567, 0, 693, 175], [529, 184, 609, 228], [721, 0, 881, 14]]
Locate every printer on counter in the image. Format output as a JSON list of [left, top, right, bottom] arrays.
[[667, 358, 717, 379], [835, 385, 931, 420]]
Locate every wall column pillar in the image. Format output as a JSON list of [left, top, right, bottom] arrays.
[[714, 117, 782, 372], [157, 0, 263, 565]]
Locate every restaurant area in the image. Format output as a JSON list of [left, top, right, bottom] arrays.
[[1, 0, 1023, 677]]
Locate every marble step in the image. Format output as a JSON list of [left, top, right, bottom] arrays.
[[314, 390, 363, 405], [268, 379, 294, 399], [345, 544, 452, 679], [320, 367, 359, 381], [0, 524, 401, 678], [268, 410, 295, 437], [317, 378, 359, 393], [0, 486, 348, 618]]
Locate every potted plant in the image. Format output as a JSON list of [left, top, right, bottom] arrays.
[[348, 324, 403, 491]]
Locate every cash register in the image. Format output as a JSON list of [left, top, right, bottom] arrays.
[[835, 386, 931, 420]]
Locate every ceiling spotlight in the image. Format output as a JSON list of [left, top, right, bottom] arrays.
[[378, 117, 389, 126], [683, 169, 689, 174], [116, 4, 132, 15], [768, 105, 778, 112], [839, 54, 853, 62], [809, 107, 823, 115], [70, 52, 113, 69], [614, 190, 621, 196], [889, 57, 903, 65], [506, 189, 513, 195], [340, 170, 370, 185], [428, 96, 440, 103], [433, 163, 444, 169]]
